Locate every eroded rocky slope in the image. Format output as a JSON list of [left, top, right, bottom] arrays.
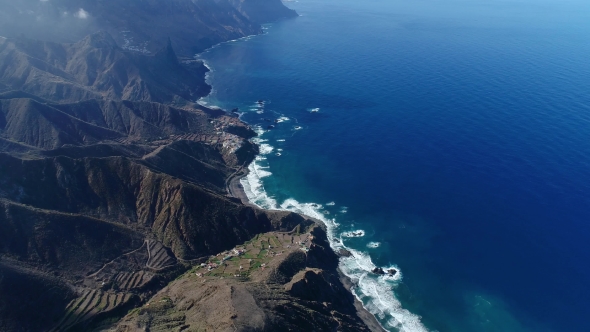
[[0, 0, 262, 56], [0, 32, 267, 331], [114, 225, 373, 332], [0, 1, 379, 331]]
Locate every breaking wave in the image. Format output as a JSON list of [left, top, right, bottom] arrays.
[[367, 242, 381, 248], [240, 128, 429, 332]]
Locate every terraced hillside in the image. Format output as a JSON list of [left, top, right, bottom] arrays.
[[114, 225, 375, 332]]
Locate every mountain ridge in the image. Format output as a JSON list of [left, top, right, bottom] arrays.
[[0, 1, 383, 331]]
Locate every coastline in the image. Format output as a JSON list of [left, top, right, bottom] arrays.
[[199, 8, 410, 331], [226, 164, 386, 332], [339, 270, 388, 332]]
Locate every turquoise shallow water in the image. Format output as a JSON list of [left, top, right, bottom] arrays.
[[199, 0, 590, 331]]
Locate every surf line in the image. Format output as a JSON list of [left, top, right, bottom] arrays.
[[239, 125, 429, 332], [195, 26, 427, 332]]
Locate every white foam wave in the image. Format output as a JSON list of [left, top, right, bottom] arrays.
[[277, 139, 286, 142], [240, 162, 277, 209], [252, 125, 266, 136], [342, 230, 365, 238], [309, 107, 320, 113], [326, 201, 336, 206], [276, 116, 290, 123], [201, 60, 213, 72], [238, 122, 428, 332], [339, 250, 427, 331], [340, 206, 349, 213], [259, 144, 274, 155], [367, 242, 381, 249]]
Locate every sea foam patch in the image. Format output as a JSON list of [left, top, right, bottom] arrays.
[[259, 144, 274, 155], [339, 250, 426, 332], [367, 242, 381, 248], [342, 230, 365, 238]]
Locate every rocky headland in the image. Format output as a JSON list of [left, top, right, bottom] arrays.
[[0, 1, 382, 331]]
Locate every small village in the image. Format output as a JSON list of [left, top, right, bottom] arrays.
[[111, 114, 249, 154], [190, 231, 313, 280]]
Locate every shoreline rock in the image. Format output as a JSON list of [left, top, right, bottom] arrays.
[[338, 248, 353, 257]]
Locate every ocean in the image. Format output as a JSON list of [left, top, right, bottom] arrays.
[[197, 0, 590, 331]]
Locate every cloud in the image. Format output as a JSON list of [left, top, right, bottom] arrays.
[[74, 8, 89, 19]]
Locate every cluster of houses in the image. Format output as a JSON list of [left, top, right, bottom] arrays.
[[210, 117, 250, 153], [196, 248, 247, 276], [219, 132, 244, 154], [194, 235, 317, 279]]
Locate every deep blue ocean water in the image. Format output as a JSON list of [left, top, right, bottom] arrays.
[[198, 0, 590, 330]]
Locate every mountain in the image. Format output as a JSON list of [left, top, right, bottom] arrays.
[[0, 0, 262, 56], [226, 0, 298, 24], [0, 1, 381, 331], [0, 33, 210, 104]]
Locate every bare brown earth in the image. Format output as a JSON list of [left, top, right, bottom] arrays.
[[114, 225, 375, 332]]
